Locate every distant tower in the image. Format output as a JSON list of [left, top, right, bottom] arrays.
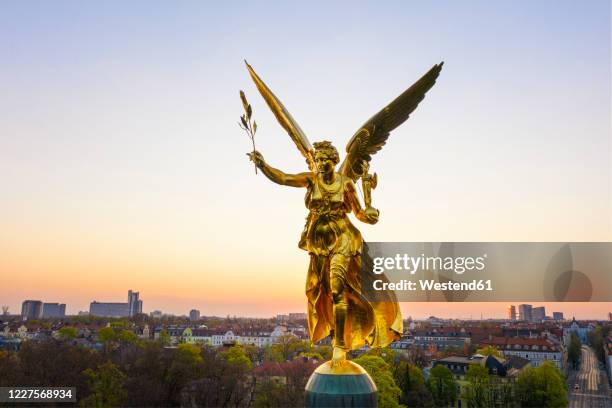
[[127, 290, 143, 317], [21, 300, 43, 320], [189, 309, 201, 321], [2, 306, 8, 316], [518, 304, 533, 322], [507, 305, 516, 321]]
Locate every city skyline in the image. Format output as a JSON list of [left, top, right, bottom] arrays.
[[5, 293, 612, 321], [1, 1, 610, 318]]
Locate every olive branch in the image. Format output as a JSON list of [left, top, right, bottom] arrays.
[[238, 90, 258, 174]]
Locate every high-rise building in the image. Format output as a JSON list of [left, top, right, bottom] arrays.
[[90, 302, 130, 317], [507, 305, 516, 321], [608, 312, 612, 321], [532, 306, 546, 322], [128, 290, 142, 317], [21, 300, 43, 320], [518, 304, 533, 321], [90, 290, 143, 318], [42, 303, 66, 318], [553, 312, 564, 321], [189, 309, 200, 321]]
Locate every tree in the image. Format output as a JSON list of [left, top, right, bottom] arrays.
[[427, 365, 457, 407], [515, 361, 567, 407], [158, 329, 171, 347], [0, 350, 21, 387], [315, 344, 332, 360], [476, 345, 502, 358], [587, 325, 608, 363], [15, 340, 101, 400], [353, 355, 402, 408], [80, 361, 127, 408], [122, 342, 174, 407], [270, 334, 304, 361], [220, 345, 252, 371], [253, 378, 289, 408], [166, 343, 205, 406], [117, 329, 139, 345], [464, 364, 490, 408], [97, 327, 116, 343], [58, 326, 78, 340], [395, 361, 432, 408], [567, 332, 581, 369]]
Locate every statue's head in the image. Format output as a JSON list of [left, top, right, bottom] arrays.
[[313, 141, 339, 174]]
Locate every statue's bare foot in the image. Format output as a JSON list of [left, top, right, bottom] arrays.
[[331, 346, 347, 368]]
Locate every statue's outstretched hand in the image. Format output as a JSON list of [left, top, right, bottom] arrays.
[[247, 151, 265, 169], [364, 207, 379, 224]]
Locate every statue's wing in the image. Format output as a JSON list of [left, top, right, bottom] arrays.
[[339, 62, 443, 181], [245, 61, 315, 172]]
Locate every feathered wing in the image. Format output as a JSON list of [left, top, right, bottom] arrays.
[[245, 61, 315, 172], [339, 62, 444, 181]]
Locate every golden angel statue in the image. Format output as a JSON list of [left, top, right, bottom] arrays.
[[244, 61, 443, 367]]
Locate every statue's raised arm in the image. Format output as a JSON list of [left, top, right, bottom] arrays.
[[248, 150, 311, 188]]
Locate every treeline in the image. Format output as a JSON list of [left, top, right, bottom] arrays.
[[0, 325, 568, 407]]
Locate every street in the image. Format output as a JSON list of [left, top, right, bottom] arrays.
[[568, 345, 611, 408]]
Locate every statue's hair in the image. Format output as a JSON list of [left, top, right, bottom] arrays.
[[313, 141, 339, 164]]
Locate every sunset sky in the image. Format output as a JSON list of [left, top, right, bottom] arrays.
[[1, 1, 610, 319]]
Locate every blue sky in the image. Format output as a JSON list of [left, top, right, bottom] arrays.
[[0, 1, 610, 317]]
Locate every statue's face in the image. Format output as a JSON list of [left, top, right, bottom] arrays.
[[315, 152, 335, 174]]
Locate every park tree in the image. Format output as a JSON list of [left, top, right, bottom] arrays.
[[80, 361, 127, 408], [166, 343, 205, 406], [515, 361, 567, 407], [117, 329, 139, 345], [395, 361, 433, 408], [567, 332, 581, 369], [214, 345, 254, 406], [253, 378, 289, 408], [158, 328, 171, 346], [464, 364, 491, 408], [315, 344, 332, 360], [16, 340, 101, 399], [283, 357, 317, 406], [271, 334, 304, 361], [427, 365, 457, 407], [122, 342, 175, 407], [476, 345, 502, 357], [58, 326, 78, 340], [0, 350, 21, 386], [353, 355, 402, 408], [587, 325, 608, 363]]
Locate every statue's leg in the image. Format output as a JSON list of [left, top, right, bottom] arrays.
[[306, 254, 333, 344], [330, 253, 350, 365]]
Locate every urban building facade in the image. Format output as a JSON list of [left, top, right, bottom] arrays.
[[518, 304, 533, 321], [42, 303, 66, 318], [90, 302, 130, 318], [480, 337, 562, 370], [189, 309, 200, 321], [128, 290, 142, 316], [532, 306, 546, 322], [90, 290, 143, 318], [507, 305, 516, 321], [21, 300, 43, 320]]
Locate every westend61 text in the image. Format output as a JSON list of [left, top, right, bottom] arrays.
[[373, 279, 493, 291]]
